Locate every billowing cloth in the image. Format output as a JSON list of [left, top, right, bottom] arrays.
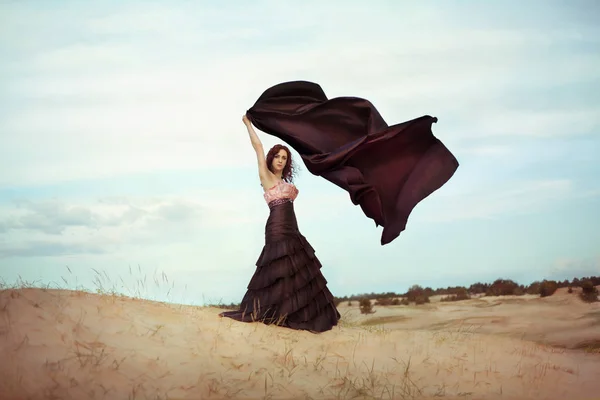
[[246, 81, 459, 245]]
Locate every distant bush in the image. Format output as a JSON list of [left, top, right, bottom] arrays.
[[400, 298, 410, 305], [580, 280, 599, 303], [486, 279, 520, 296], [468, 282, 489, 294], [347, 300, 352, 306], [558, 279, 570, 288], [374, 297, 401, 306], [513, 286, 525, 296], [441, 288, 471, 302], [568, 287, 573, 294], [436, 286, 469, 296], [359, 297, 374, 314], [208, 302, 240, 309], [424, 287, 435, 298], [539, 280, 558, 297], [526, 281, 541, 295], [406, 284, 430, 304], [375, 297, 395, 306], [573, 277, 600, 288]]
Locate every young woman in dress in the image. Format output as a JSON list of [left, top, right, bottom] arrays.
[[218, 115, 341, 333]]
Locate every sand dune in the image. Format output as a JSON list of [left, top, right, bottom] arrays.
[[1, 286, 599, 400]]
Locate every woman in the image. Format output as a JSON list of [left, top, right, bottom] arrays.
[[218, 114, 341, 333]]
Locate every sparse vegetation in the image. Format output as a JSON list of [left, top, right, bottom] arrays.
[[486, 279, 522, 296], [405, 285, 431, 305], [468, 282, 489, 294], [245, 275, 600, 313], [1, 268, 600, 399], [375, 297, 400, 306], [539, 280, 559, 298], [328, 276, 599, 306], [527, 281, 542, 295], [512, 286, 524, 296], [441, 287, 471, 302], [209, 301, 240, 309], [359, 297, 374, 314], [580, 280, 599, 303]]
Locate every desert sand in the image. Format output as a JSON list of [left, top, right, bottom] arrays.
[[1, 286, 599, 400]]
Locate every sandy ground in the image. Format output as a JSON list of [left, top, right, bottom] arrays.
[[1, 286, 599, 400]]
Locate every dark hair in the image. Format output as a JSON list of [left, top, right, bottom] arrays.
[[265, 144, 296, 183]]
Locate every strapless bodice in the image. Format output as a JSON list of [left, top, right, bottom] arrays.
[[264, 180, 299, 208]]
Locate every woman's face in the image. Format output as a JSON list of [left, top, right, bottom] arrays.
[[272, 149, 288, 172]]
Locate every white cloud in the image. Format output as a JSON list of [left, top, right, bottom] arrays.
[[459, 145, 513, 157], [423, 179, 576, 222], [2, 2, 599, 187], [0, 186, 353, 304], [0, 184, 345, 259], [452, 107, 600, 139], [550, 256, 600, 279]]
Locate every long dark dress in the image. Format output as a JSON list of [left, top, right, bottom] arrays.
[[219, 181, 341, 333], [245, 81, 459, 245]]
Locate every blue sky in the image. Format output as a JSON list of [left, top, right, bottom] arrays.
[[1, 1, 599, 305]]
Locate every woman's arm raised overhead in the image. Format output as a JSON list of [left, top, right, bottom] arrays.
[[242, 114, 274, 189]]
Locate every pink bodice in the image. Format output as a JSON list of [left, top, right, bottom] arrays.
[[264, 180, 299, 207]]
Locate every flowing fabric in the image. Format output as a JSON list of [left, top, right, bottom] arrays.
[[219, 200, 341, 333], [246, 81, 459, 245]]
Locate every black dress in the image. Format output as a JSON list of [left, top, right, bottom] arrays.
[[219, 181, 341, 333]]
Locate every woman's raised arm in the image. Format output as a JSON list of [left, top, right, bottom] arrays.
[[242, 115, 273, 189]]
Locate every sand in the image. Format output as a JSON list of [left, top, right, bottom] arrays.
[[1, 286, 599, 400]]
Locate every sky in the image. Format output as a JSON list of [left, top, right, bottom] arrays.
[[1, 0, 599, 306]]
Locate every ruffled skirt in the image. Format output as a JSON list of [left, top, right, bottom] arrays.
[[219, 200, 341, 333]]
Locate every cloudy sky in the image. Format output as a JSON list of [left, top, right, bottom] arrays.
[[1, 0, 599, 306]]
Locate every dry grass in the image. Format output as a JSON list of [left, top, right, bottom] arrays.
[[360, 315, 411, 327], [1, 268, 599, 400]]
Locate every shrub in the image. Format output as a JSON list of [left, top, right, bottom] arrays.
[[209, 302, 240, 309], [375, 297, 394, 306], [441, 288, 471, 302], [526, 281, 541, 295], [406, 284, 430, 304], [580, 280, 599, 303], [400, 298, 410, 305], [468, 282, 489, 294], [359, 297, 374, 314], [486, 279, 520, 296], [539, 280, 558, 297], [568, 287, 573, 294]]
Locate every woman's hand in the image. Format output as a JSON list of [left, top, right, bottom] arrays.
[[242, 114, 251, 126]]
